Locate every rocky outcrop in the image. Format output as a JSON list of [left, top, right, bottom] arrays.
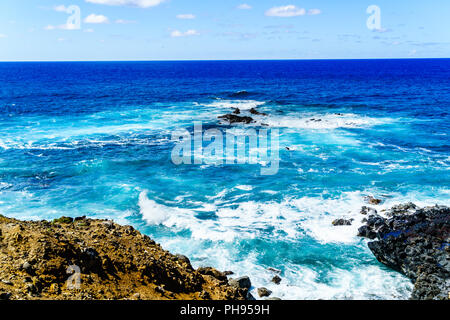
[[0, 215, 248, 300], [332, 218, 354, 226], [218, 114, 254, 124], [358, 205, 450, 300], [364, 196, 383, 205], [249, 108, 267, 116]]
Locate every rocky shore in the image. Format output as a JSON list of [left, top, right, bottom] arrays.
[[0, 215, 249, 300], [358, 203, 450, 300]]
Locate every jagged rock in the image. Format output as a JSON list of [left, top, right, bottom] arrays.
[[249, 108, 267, 116], [267, 267, 281, 274], [197, 267, 228, 282], [385, 202, 417, 217], [271, 275, 282, 285], [229, 276, 251, 289], [364, 196, 383, 205], [53, 216, 74, 224], [232, 108, 240, 115], [246, 292, 256, 300], [22, 261, 33, 274], [332, 218, 353, 226], [0, 215, 248, 300], [359, 204, 450, 300], [218, 114, 254, 124], [257, 287, 272, 298], [360, 206, 377, 215]]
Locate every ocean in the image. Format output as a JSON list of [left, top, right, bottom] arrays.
[[0, 59, 449, 299]]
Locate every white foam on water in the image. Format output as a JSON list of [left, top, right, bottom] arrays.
[[265, 113, 392, 130], [204, 99, 266, 111], [235, 185, 253, 191]]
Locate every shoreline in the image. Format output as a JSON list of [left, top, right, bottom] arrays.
[[0, 201, 448, 300], [0, 214, 250, 300]]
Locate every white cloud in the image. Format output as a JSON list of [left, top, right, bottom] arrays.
[[84, 14, 109, 24], [170, 29, 200, 38], [115, 19, 137, 24], [44, 23, 79, 30], [84, 28, 95, 32], [85, 0, 165, 8], [57, 37, 65, 42], [237, 4, 252, 10], [265, 5, 306, 17], [308, 9, 321, 15], [176, 14, 196, 19], [0, 34, 7, 38], [53, 5, 69, 12], [408, 49, 417, 56], [372, 27, 391, 33]]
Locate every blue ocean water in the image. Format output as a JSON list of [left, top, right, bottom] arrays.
[[0, 59, 449, 299]]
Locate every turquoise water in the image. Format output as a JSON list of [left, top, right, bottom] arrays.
[[0, 60, 449, 299]]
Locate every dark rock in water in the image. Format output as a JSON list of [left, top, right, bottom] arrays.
[[257, 287, 272, 298], [357, 225, 377, 239], [249, 108, 267, 116], [232, 108, 240, 115], [246, 292, 256, 300], [223, 271, 234, 276], [360, 206, 377, 215], [229, 276, 252, 289], [229, 90, 251, 98], [332, 218, 353, 226], [218, 114, 254, 124], [271, 275, 282, 285], [385, 202, 417, 217], [265, 297, 282, 300], [364, 196, 383, 205], [359, 204, 450, 300], [267, 267, 282, 274], [261, 123, 269, 127]]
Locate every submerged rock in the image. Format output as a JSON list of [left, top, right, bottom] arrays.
[[359, 204, 450, 300], [332, 218, 353, 226], [364, 196, 383, 205], [257, 287, 272, 298], [271, 275, 282, 285], [360, 206, 377, 215], [218, 114, 254, 124], [249, 108, 267, 116]]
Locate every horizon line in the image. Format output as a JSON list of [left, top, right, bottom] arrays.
[[0, 57, 449, 63]]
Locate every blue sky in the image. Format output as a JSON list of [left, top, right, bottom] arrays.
[[0, 0, 449, 61]]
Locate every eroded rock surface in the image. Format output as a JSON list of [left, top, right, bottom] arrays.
[[358, 205, 450, 300], [0, 215, 248, 300]]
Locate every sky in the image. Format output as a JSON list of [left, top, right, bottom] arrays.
[[0, 0, 449, 61]]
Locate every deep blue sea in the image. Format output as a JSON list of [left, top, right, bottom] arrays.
[[0, 59, 449, 299]]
